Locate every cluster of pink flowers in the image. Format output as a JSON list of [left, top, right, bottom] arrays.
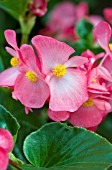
[[40, 1, 103, 41], [0, 21, 112, 131], [0, 128, 13, 170]]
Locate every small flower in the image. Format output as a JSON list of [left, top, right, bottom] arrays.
[[0, 30, 22, 88], [29, 0, 47, 17], [0, 128, 13, 170], [32, 35, 88, 112], [13, 44, 49, 108]]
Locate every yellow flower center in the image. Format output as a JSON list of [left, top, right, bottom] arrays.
[[52, 64, 66, 78], [92, 76, 97, 83], [10, 57, 19, 67], [109, 43, 112, 51], [26, 71, 37, 82], [83, 98, 94, 107]]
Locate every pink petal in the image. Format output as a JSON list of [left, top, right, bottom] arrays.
[[87, 126, 97, 132], [0, 129, 13, 153], [4, 30, 18, 49], [5, 47, 18, 58], [48, 68, 88, 111], [102, 55, 112, 74], [20, 44, 41, 74], [25, 107, 33, 115], [95, 52, 105, 60], [98, 66, 112, 82], [14, 74, 49, 108], [94, 98, 111, 111], [89, 15, 103, 27], [32, 35, 75, 74], [93, 21, 111, 52], [88, 83, 109, 94], [0, 147, 8, 170], [76, 2, 88, 21], [64, 56, 88, 67], [48, 109, 70, 121], [0, 67, 19, 87], [68, 104, 104, 128]]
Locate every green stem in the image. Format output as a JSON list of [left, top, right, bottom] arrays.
[[21, 33, 29, 44], [19, 15, 36, 45], [9, 159, 22, 170]]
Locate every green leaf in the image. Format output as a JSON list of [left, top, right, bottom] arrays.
[[0, 105, 20, 136], [23, 122, 112, 170], [76, 19, 93, 40], [19, 164, 46, 170], [0, 0, 30, 20], [0, 56, 4, 72]]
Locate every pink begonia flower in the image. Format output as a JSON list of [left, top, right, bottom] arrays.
[[103, 8, 112, 23], [0, 128, 13, 170], [87, 66, 112, 94], [0, 30, 22, 88], [39, 1, 88, 42], [32, 35, 88, 112], [46, 2, 76, 32], [93, 21, 112, 56], [29, 0, 47, 17], [69, 92, 111, 128], [48, 92, 111, 130], [13, 44, 49, 108]]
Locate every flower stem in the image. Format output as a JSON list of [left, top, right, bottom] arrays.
[[21, 33, 29, 44], [9, 159, 22, 170], [19, 15, 36, 45]]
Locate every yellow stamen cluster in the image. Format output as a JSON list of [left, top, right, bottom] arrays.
[[10, 57, 19, 67], [83, 98, 94, 107], [109, 43, 112, 51], [26, 71, 37, 82], [93, 76, 97, 83], [52, 64, 66, 78]]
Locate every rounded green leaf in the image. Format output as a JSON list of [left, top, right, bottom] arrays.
[[23, 122, 112, 170], [0, 105, 20, 136]]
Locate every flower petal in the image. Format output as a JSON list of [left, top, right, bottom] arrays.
[[5, 47, 18, 58], [93, 21, 111, 52], [48, 109, 70, 121], [102, 55, 112, 74], [69, 104, 104, 128], [94, 98, 111, 111], [20, 44, 41, 73], [64, 56, 88, 68], [32, 35, 75, 74], [98, 66, 112, 82], [14, 74, 49, 108], [4, 30, 18, 49], [48, 68, 88, 111], [0, 147, 8, 170], [0, 129, 13, 152], [0, 67, 19, 87]]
